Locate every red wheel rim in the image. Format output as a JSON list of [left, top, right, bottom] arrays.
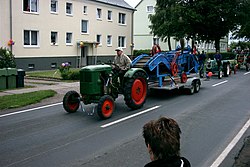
[[102, 99, 114, 118], [131, 78, 147, 105], [181, 73, 187, 83], [171, 63, 178, 76], [68, 102, 79, 111]]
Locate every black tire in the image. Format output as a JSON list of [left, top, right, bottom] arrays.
[[124, 71, 148, 109], [199, 69, 204, 78], [187, 83, 195, 95], [223, 63, 230, 77], [63, 91, 80, 113], [218, 70, 223, 79], [246, 63, 250, 72], [194, 80, 200, 93], [97, 95, 115, 119]]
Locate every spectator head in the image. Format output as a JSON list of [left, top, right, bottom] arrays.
[[143, 117, 181, 161]]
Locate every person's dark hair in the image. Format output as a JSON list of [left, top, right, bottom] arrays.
[[143, 117, 181, 160]]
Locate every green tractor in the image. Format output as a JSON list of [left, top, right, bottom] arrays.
[[202, 58, 232, 79], [63, 64, 148, 119]]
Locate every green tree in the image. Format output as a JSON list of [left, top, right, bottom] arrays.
[[150, 0, 244, 51], [149, 0, 188, 51], [232, 0, 250, 40], [190, 0, 240, 51], [229, 41, 250, 50]]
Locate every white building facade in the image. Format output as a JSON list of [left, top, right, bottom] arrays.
[[1, 0, 134, 70]]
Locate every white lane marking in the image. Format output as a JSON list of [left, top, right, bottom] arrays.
[[0, 102, 62, 118], [210, 117, 250, 167], [244, 71, 250, 75], [212, 80, 228, 87], [101, 105, 161, 128]]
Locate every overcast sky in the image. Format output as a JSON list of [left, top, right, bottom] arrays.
[[124, 0, 140, 7]]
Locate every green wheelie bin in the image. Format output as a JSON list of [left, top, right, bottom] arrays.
[[0, 68, 7, 90], [7, 68, 17, 89]]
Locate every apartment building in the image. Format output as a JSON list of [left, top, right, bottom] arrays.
[[133, 0, 228, 52], [0, 0, 134, 71]]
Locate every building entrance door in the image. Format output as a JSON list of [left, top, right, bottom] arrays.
[[80, 46, 88, 67]]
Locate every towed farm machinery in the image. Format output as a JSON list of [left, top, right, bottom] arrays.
[[63, 48, 202, 119]]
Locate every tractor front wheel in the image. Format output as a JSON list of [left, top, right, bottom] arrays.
[[124, 71, 148, 109], [97, 95, 115, 119], [63, 91, 80, 113]]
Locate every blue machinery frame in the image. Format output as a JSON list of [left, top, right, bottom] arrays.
[[132, 49, 200, 87]]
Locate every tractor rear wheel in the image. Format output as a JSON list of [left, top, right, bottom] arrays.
[[218, 70, 223, 79], [124, 71, 148, 109], [97, 95, 114, 119], [63, 91, 80, 113], [223, 63, 230, 77], [199, 68, 205, 78]]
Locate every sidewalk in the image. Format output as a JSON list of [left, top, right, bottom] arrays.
[[0, 78, 80, 97]]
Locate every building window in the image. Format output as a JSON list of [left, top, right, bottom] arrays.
[[146, 5, 154, 13], [83, 5, 87, 14], [51, 63, 57, 68], [107, 35, 112, 46], [118, 13, 126, 24], [96, 8, 102, 19], [66, 2, 73, 15], [107, 10, 112, 21], [28, 64, 35, 69], [23, 0, 38, 13], [51, 31, 58, 44], [24, 30, 38, 46], [118, 36, 126, 47], [81, 20, 88, 33], [66, 32, 72, 44], [51, 0, 58, 13], [96, 34, 102, 45]]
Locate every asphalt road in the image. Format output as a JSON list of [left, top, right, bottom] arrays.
[[0, 71, 250, 167]]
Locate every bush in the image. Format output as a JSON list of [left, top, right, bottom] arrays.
[[0, 47, 16, 68], [206, 52, 236, 60], [133, 49, 151, 57], [59, 62, 70, 80], [133, 49, 168, 59], [58, 62, 80, 80]]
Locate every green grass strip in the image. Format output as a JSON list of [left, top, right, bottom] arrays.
[[0, 90, 57, 110]]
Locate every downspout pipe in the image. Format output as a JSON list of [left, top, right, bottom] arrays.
[[10, 0, 13, 52], [131, 8, 136, 59]]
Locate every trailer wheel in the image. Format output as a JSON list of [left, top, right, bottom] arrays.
[[181, 72, 187, 83], [187, 83, 195, 95], [124, 71, 148, 109], [97, 95, 114, 119], [194, 80, 200, 93], [63, 91, 80, 113]]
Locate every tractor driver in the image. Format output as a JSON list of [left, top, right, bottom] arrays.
[[214, 50, 222, 69], [112, 47, 132, 81]]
